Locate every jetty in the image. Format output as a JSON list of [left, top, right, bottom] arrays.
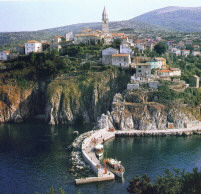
[[75, 128, 116, 184], [75, 125, 201, 185]]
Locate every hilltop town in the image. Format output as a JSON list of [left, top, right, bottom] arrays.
[[0, 7, 200, 129]]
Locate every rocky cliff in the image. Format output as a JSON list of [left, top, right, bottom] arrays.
[[45, 69, 130, 124], [96, 90, 201, 131], [0, 68, 130, 124], [0, 80, 47, 123]]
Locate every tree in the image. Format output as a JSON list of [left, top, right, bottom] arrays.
[[154, 42, 168, 55], [82, 62, 92, 71], [127, 168, 201, 194], [127, 174, 154, 194], [111, 39, 122, 49]]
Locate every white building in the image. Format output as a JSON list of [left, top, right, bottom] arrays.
[[192, 51, 201, 56], [0, 51, 10, 60], [172, 48, 181, 56], [181, 50, 190, 57], [171, 68, 181, 76], [120, 44, 133, 55], [24, 40, 42, 55], [158, 69, 174, 77], [158, 68, 181, 77], [102, 47, 119, 65], [136, 43, 145, 51], [112, 54, 131, 68], [66, 32, 74, 41]]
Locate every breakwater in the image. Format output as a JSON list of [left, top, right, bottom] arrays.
[[73, 126, 201, 184]]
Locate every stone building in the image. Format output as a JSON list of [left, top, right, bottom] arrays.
[[112, 54, 131, 68], [102, 47, 119, 65], [189, 75, 200, 88], [74, 34, 100, 45], [50, 36, 63, 51], [16, 45, 25, 55], [120, 44, 133, 55], [136, 63, 151, 78]]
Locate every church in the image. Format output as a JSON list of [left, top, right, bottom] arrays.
[[74, 7, 122, 45]]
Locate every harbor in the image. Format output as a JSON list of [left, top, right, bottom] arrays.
[[75, 125, 201, 185]]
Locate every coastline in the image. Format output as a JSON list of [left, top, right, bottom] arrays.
[[74, 125, 201, 184]]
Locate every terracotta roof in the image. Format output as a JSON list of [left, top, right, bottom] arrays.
[[26, 40, 41, 43], [170, 68, 181, 71], [75, 34, 99, 37], [104, 36, 112, 38], [182, 50, 190, 52], [155, 57, 166, 61], [122, 37, 128, 39], [193, 45, 199, 47], [112, 54, 129, 57], [168, 41, 174, 42], [55, 35, 63, 38], [3, 51, 10, 53], [95, 30, 102, 33], [159, 69, 173, 73], [112, 33, 124, 37]]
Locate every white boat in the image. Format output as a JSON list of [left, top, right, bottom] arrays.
[[104, 158, 125, 178], [95, 144, 104, 157]]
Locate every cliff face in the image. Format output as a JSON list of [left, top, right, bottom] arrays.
[[0, 69, 130, 124], [45, 69, 130, 124], [96, 90, 200, 131], [0, 80, 47, 123]]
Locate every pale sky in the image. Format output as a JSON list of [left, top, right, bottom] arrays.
[[1, 0, 201, 32]]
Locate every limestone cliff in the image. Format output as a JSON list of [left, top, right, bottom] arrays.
[[45, 69, 130, 124], [96, 90, 201, 131], [0, 68, 130, 124], [0, 80, 47, 123]]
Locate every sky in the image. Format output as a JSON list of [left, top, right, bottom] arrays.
[[1, 0, 201, 32]]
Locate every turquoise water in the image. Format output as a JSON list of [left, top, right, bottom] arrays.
[[1, 123, 201, 194]]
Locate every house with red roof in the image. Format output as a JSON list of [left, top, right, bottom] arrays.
[[0, 51, 10, 60], [24, 40, 42, 55]]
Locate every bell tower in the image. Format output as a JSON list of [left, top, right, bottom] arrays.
[[102, 7, 109, 33]]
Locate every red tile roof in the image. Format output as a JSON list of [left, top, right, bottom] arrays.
[[112, 54, 129, 57], [75, 34, 99, 37], [159, 69, 173, 73], [26, 40, 41, 43]]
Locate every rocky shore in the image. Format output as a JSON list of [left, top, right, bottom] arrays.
[[69, 130, 98, 178]]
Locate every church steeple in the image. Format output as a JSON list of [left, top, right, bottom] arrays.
[[102, 6, 108, 21], [102, 6, 109, 33]]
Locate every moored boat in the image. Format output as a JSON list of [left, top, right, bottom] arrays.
[[104, 158, 125, 177], [95, 144, 104, 157]]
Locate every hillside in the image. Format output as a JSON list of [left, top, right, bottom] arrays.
[[0, 20, 168, 48], [133, 6, 201, 32]]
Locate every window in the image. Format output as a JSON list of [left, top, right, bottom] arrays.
[[138, 66, 141, 68], [138, 70, 141, 72]]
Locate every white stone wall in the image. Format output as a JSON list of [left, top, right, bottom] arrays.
[[120, 44, 132, 54], [0, 52, 9, 60], [25, 43, 42, 55]]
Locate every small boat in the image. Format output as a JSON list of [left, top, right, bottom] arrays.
[[104, 158, 125, 177], [95, 144, 104, 157]]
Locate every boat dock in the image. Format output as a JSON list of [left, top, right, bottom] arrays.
[[75, 128, 116, 185], [75, 126, 201, 185]]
